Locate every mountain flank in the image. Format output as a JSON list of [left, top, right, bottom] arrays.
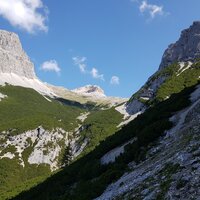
[[11, 21, 200, 200]]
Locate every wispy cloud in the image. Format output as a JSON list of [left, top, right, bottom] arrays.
[[0, 0, 48, 33], [72, 56, 87, 73], [139, 1, 163, 18], [41, 60, 60, 74], [91, 68, 104, 81], [110, 76, 120, 85], [131, 0, 167, 19], [73, 56, 105, 81]]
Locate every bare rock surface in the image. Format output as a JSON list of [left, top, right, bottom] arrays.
[[72, 85, 106, 97], [126, 21, 200, 115], [159, 21, 200, 70], [0, 30, 36, 79]]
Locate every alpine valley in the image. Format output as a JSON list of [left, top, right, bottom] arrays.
[[0, 21, 200, 200]]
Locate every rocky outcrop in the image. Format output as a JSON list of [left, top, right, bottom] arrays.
[[159, 21, 200, 70], [0, 30, 55, 96], [100, 138, 137, 165], [72, 85, 106, 97], [0, 30, 36, 79], [0, 127, 69, 171], [126, 21, 200, 115], [125, 72, 168, 115], [0, 111, 93, 171]]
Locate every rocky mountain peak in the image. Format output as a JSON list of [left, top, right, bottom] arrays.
[[159, 21, 200, 70], [72, 85, 106, 97], [0, 30, 36, 79]]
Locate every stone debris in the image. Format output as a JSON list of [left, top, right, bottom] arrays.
[[101, 138, 137, 165], [95, 85, 200, 200]]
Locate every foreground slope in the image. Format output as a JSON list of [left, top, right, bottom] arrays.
[[97, 84, 200, 200], [13, 83, 200, 200]]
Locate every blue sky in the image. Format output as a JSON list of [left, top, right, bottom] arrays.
[[0, 0, 200, 97]]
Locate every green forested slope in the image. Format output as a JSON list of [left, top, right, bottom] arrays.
[[0, 85, 83, 133], [0, 85, 123, 200], [12, 82, 199, 200]]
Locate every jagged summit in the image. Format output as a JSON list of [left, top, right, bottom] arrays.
[[159, 21, 200, 70], [0, 30, 36, 79], [125, 21, 200, 117], [72, 85, 106, 97]]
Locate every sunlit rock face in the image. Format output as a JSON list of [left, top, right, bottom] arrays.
[[0, 30, 36, 79], [72, 85, 106, 97], [159, 21, 200, 70], [126, 21, 200, 115]]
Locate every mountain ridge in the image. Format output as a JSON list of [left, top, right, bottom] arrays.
[[159, 21, 200, 70], [72, 85, 106, 97], [0, 29, 125, 106], [125, 21, 200, 116]]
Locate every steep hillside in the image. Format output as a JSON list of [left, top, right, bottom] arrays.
[[0, 85, 82, 199], [13, 83, 200, 200], [124, 21, 200, 116], [96, 84, 200, 200], [0, 85, 123, 200], [12, 21, 200, 200]]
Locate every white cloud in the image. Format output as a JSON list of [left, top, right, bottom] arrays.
[[73, 56, 104, 81], [72, 56, 87, 73], [110, 76, 120, 85], [139, 1, 163, 18], [90, 68, 104, 81], [0, 0, 48, 33], [41, 60, 61, 74]]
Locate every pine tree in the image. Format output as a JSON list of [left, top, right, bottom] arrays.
[[62, 143, 73, 166]]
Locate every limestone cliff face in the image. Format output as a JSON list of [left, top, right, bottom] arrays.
[[0, 30, 36, 79], [159, 21, 200, 70]]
